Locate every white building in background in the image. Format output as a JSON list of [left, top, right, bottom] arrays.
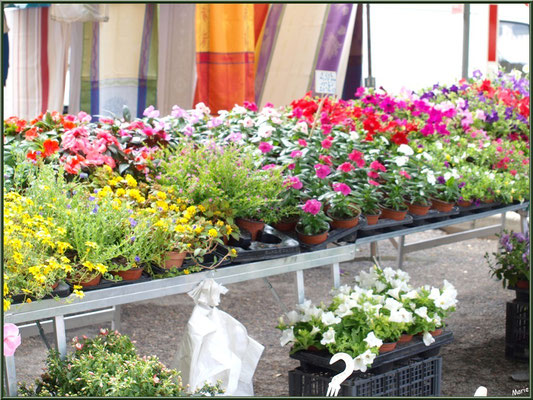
[[361, 3, 529, 94]]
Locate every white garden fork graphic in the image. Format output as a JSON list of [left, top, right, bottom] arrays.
[[326, 353, 354, 397]]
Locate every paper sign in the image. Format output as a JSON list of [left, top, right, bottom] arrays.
[[315, 70, 337, 95]]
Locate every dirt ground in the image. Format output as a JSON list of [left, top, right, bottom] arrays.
[[12, 227, 530, 397]]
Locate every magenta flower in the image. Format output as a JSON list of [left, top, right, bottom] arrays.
[[348, 149, 363, 162], [399, 170, 412, 179], [288, 163, 296, 170], [298, 139, 308, 147], [321, 138, 333, 149], [259, 142, 273, 154], [368, 179, 380, 186], [243, 100, 258, 111], [4, 323, 21, 356], [290, 150, 303, 158], [367, 170, 379, 179], [337, 162, 354, 173], [262, 164, 276, 170], [284, 176, 303, 190], [370, 161, 386, 172], [333, 182, 351, 196], [303, 199, 322, 215], [314, 164, 331, 179]]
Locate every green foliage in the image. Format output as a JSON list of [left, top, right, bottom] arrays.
[[485, 230, 530, 288]]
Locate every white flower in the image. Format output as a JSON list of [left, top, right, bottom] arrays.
[[396, 269, 411, 282], [258, 123, 274, 138], [435, 142, 443, 150], [231, 105, 247, 115], [389, 308, 414, 324], [354, 350, 376, 372], [286, 310, 300, 325], [397, 144, 414, 156], [387, 287, 401, 300], [336, 285, 352, 296], [280, 327, 295, 346], [271, 116, 282, 124], [384, 297, 402, 312], [321, 311, 341, 326], [320, 327, 336, 345], [402, 290, 418, 300], [297, 299, 312, 312], [294, 121, 308, 134], [195, 102, 211, 115], [335, 302, 354, 318], [426, 170, 436, 185], [422, 331, 435, 346], [355, 268, 380, 288], [353, 355, 366, 372], [349, 131, 359, 141], [374, 281, 387, 293], [364, 332, 383, 348], [443, 172, 452, 181], [240, 116, 255, 128], [369, 148, 380, 155], [415, 306, 429, 319], [310, 325, 321, 336], [394, 156, 409, 167], [428, 287, 441, 301], [435, 293, 457, 310], [383, 267, 396, 282]]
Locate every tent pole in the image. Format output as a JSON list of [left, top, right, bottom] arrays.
[[364, 4, 375, 88], [462, 4, 470, 78]]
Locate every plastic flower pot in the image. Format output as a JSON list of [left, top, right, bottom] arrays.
[[516, 280, 529, 290], [326, 209, 360, 229], [457, 199, 473, 207], [379, 341, 397, 353], [398, 333, 413, 343], [430, 198, 455, 212], [430, 328, 443, 337], [272, 216, 300, 232], [111, 266, 144, 281], [364, 210, 381, 225], [236, 218, 265, 241], [164, 251, 187, 269], [295, 225, 329, 245], [380, 207, 408, 221], [72, 274, 101, 288], [407, 202, 431, 216], [51, 281, 60, 290]]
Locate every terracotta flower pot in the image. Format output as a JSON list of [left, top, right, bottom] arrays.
[[111, 267, 144, 281], [457, 199, 473, 207], [364, 211, 381, 225], [430, 328, 443, 337], [164, 251, 187, 269], [398, 333, 413, 343], [74, 274, 101, 288], [482, 198, 495, 204], [296, 225, 329, 245], [431, 198, 455, 212], [379, 341, 397, 353], [51, 281, 60, 290], [272, 216, 299, 232], [326, 209, 360, 229], [380, 207, 408, 221], [407, 202, 431, 216], [516, 280, 529, 290], [236, 218, 265, 241]]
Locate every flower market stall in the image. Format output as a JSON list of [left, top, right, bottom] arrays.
[[3, 69, 530, 396]]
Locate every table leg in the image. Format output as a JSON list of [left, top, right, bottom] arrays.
[[296, 270, 305, 304], [3, 355, 18, 397], [396, 235, 406, 269], [111, 305, 122, 332], [53, 315, 67, 360], [331, 262, 340, 289]]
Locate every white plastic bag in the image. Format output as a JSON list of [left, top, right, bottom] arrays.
[[50, 4, 109, 23], [172, 279, 264, 396]]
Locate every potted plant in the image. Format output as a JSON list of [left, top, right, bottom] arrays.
[[271, 176, 303, 232], [295, 199, 331, 245], [404, 173, 434, 216], [324, 182, 361, 229], [353, 183, 383, 225], [431, 174, 460, 212], [485, 231, 530, 290], [379, 175, 409, 221]]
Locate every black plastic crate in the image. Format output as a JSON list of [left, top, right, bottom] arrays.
[[505, 300, 529, 361], [288, 356, 442, 397]]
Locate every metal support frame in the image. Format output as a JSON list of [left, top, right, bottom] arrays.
[[3, 202, 528, 395], [331, 263, 341, 289], [111, 305, 121, 332]]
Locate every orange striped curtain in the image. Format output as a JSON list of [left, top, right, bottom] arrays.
[[194, 4, 255, 113]]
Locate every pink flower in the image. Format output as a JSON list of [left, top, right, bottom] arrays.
[[333, 182, 351, 196], [207, 117, 223, 129], [354, 158, 365, 168], [399, 170, 411, 179], [314, 164, 331, 179], [367, 170, 379, 179], [298, 139, 308, 147], [258, 142, 273, 154], [370, 160, 386, 172], [143, 105, 160, 118], [153, 375, 161, 384], [264, 102, 274, 108], [262, 164, 276, 170], [302, 199, 322, 215], [510, 170, 517, 176], [321, 138, 333, 149], [337, 162, 354, 173], [290, 150, 303, 158], [288, 163, 296, 170], [284, 176, 303, 190], [4, 324, 21, 356], [75, 343, 84, 351], [319, 154, 333, 166], [98, 117, 115, 125], [368, 179, 380, 186], [348, 150, 363, 162], [243, 100, 258, 111], [77, 111, 92, 123]]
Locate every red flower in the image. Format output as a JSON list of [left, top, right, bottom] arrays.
[[243, 101, 258, 112], [63, 120, 77, 130], [518, 97, 529, 118], [42, 139, 60, 158], [337, 162, 354, 173], [319, 155, 333, 166], [25, 127, 38, 141], [63, 155, 85, 175], [370, 160, 386, 172], [26, 151, 38, 161], [391, 131, 409, 145], [368, 179, 380, 186]]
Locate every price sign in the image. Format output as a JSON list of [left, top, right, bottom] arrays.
[[315, 70, 337, 95]]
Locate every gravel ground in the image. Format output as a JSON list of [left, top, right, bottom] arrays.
[[12, 228, 530, 397]]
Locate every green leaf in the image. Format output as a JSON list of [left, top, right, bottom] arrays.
[[118, 163, 130, 175], [123, 106, 132, 122]]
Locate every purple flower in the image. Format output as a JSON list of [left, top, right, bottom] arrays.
[[130, 236, 136, 242], [91, 205, 99, 214], [66, 204, 72, 209], [449, 85, 458, 93], [134, 256, 141, 263], [80, 173, 88, 179], [458, 181, 466, 189], [513, 232, 526, 243], [129, 218, 137, 227], [89, 196, 96, 201], [485, 110, 499, 123], [437, 176, 446, 185], [472, 69, 483, 79], [444, 161, 450, 168], [504, 107, 514, 120]]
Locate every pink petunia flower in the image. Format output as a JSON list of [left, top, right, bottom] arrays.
[[337, 162, 354, 173], [333, 182, 351, 196], [314, 164, 331, 179], [287, 163, 296, 170], [367, 170, 379, 179], [4, 323, 21, 356], [302, 199, 322, 215], [319, 155, 333, 166], [258, 142, 274, 154], [348, 149, 363, 161]]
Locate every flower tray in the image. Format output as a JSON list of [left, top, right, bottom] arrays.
[[290, 331, 453, 376], [456, 201, 504, 215], [356, 214, 414, 239], [288, 356, 442, 397], [407, 207, 460, 227], [505, 300, 529, 362], [11, 281, 72, 305], [227, 225, 300, 264], [68, 271, 152, 292], [507, 285, 529, 302], [286, 221, 364, 252]]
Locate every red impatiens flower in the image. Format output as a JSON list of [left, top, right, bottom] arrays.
[[337, 162, 354, 173], [26, 150, 39, 161], [42, 139, 60, 158]]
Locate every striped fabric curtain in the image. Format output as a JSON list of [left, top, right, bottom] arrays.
[[78, 3, 158, 118], [3, 6, 70, 120], [194, 4, 255, 114]]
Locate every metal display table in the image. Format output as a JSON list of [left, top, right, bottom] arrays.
[[3, 202, 529, 396]]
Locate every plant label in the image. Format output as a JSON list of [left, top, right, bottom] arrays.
[[315, 70, 337, 95]]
